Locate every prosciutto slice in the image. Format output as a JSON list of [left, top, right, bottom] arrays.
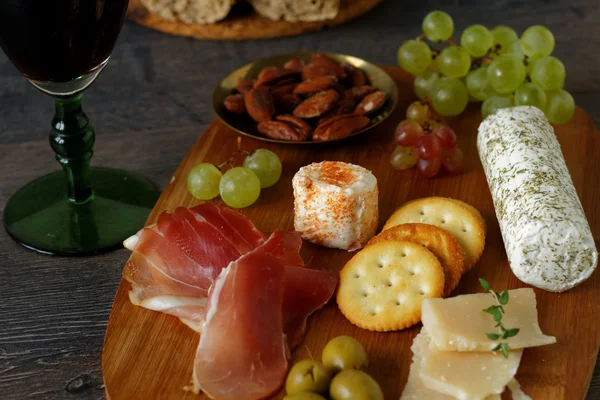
[[282, 266, 338, 349], [193, 231, 289, 400], [123, 202, 265, 324]]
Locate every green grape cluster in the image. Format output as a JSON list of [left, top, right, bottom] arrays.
[[187, 149, 282, 208], [397, 11, 575, 124]]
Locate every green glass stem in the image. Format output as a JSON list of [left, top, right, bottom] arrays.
[[49, 94, 95, 204]]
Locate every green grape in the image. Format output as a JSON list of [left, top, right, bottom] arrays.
[[243, 149, 282, 189], [482, 95, 515, 118], [428, 58, 441, 73], [505, 40, 524, 59], [437, 46, 471, 78], [187, 163, 222, 200], [422, 11, 454, 42], [544, 89, 575, 124], [514, 82, 547, 109], [414, 71, 440, 100], [521, 25, 555, 60], [466, 67, 496, 101], [461, 25, 493, 57], [397, 40, 433, 75], [491, 26, 519, 54], [219, 167, 261, 208], [530, 56, 565, 91], [431, 77, 469, 116], [487, 55, 526, 94]]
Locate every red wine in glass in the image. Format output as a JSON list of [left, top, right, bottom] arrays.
[[0, 0, 160, 255], [0, 0, 128, 83]]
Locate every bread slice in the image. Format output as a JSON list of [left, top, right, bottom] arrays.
[[249, 0, 340, 22], [140, 0, 235, 24]]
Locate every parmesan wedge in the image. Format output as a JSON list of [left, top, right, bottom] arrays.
[[418, 329, 523, 400], [508, 379, 532, 400], [422, 288, 556, 351], [402, 330, 505, 400], [400, 331, 455, 400]]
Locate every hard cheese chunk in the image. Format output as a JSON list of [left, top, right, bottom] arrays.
[[401, 330, 504, 400], [419, 329, 523, 400], [401, 330, 456, 400], [422, 288, 556, 351]]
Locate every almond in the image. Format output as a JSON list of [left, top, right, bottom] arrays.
[[255, 67, 299, 87], [343, 64, 368, 87], [273, 92, 302, 114], [223, 94, 247, 114], [284, 59, 304, 71], [271, 83, 299, 96], [302, 62, 347, 80], [276, 115, 313, 139], [294, 76, 337, 94], [313, 114, 371, 141], [235, 79, 255, 94], [257, 120, 306, 141], [354, 91, 387, 116], [293, 89, 340, 119], [245, 86, 275, 122], [345, 85, 377, 103], [311, 53, 337, 66], [318, 98, 357, 125]]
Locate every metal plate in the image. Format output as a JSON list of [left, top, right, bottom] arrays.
[[212, 52, 399, 145]]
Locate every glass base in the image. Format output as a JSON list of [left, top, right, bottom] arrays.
[[4, 167, 160, 256]]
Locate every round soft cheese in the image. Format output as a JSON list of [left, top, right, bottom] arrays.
[[293, 161, 378, 251]]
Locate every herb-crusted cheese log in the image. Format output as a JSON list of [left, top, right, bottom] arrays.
[[477, 106, 597, 292]]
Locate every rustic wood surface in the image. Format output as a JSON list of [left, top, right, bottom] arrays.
[[102, 66, 600, 400], [0, 1, 599, 399], [127, 0, 384, 40]]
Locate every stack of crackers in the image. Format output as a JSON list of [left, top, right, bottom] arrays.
[[337, 197, 486, 332]]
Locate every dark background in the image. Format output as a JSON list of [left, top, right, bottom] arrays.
[[0, 0, 598, 398]]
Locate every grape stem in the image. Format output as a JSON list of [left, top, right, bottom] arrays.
[[217, 136, 250, 171]]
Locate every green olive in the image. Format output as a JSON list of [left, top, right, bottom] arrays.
[[329, 370, 384, 400], [322, 336, 369, 373], [283, 393, 327, 400], [285, 359, 333, 395]]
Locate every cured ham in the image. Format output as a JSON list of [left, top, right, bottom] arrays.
[[122, 202, 339, 399], [282, 266, 338, 349], [123, 202, 265, 324], [193, 231, 289, 400]]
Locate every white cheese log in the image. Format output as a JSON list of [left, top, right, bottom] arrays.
[[477, 106, 597, 292]]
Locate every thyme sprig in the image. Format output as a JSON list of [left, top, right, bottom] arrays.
[[479, 278, 520, 358]]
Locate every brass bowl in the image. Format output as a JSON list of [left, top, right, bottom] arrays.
[[212, 52, 399, 145]]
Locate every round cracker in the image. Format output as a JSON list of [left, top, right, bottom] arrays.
[[368, 223, 464, 297], [383, 197, 485, 271], [337, 241, 444, 332], [450, 198, 486, 231]]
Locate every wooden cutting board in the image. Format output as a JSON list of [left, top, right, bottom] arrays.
[[127, 0, 383, 41], [102, 66, 600, 399]]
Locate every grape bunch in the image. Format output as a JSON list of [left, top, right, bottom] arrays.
[[187, 149, 282, 208], [398, 10, 575, 124], [391, 101, 464, 178]]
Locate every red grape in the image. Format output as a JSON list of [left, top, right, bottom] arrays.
[[433, 124, 458, 148], [441, 147, 465, 174], [415, 134, 441, 160], [417, 157, 441, 178], [394, 120, 424, 146]]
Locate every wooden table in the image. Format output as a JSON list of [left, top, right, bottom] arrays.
[[0, 1, 598, 399]]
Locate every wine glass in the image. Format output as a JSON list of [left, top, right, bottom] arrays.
[[0, 0, 160, 255]]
